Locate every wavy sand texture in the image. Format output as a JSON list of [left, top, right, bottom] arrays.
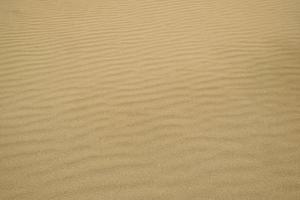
[[1, 0, 300, 199]]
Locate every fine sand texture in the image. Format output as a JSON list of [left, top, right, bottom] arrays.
[[1, 0, 300, 199]]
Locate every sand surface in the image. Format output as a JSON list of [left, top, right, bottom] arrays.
[[1, 0, 300, 199]]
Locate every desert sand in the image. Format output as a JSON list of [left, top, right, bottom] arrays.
[[1, 0, 300, 199]]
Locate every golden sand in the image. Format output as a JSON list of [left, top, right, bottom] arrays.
[[1, 0, 300, 199]]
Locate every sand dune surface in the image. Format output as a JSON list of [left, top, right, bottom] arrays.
[[1, 0, 300, 199]]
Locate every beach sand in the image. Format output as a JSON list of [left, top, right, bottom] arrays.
[[1, 0, 300, 199]]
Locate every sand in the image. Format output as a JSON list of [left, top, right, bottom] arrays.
[[1, 0, 300, 199]]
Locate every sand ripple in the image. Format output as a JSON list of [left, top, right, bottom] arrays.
[[1, 0, 300, 199]]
